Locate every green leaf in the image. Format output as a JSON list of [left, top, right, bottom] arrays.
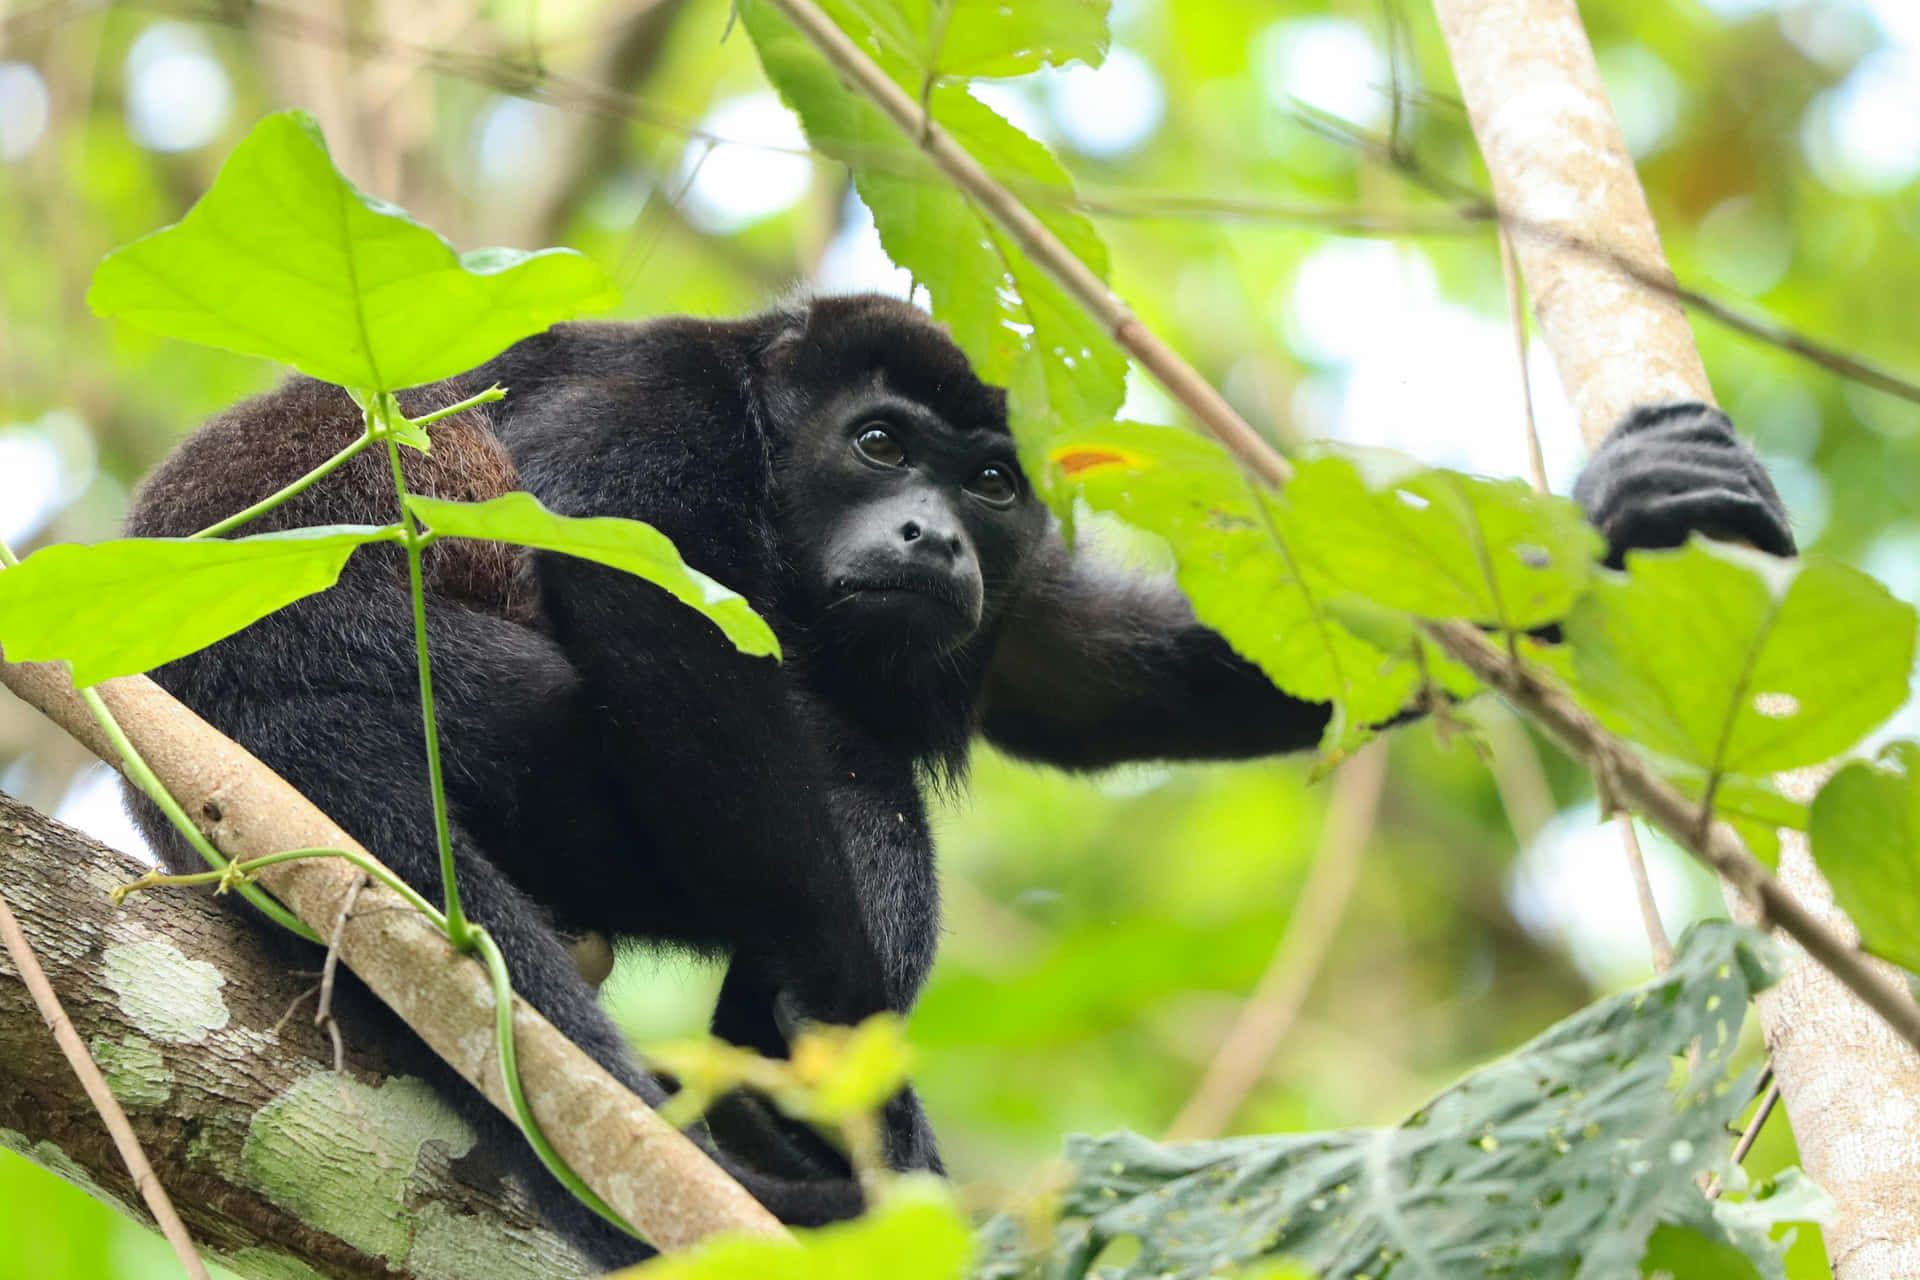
[[1640, 1223, 1767, 1280], [1810, 741, 1920, 971], [797, 1015, 915, 1123], [0, 527, 389, 686], [404, 492, 779, 659], [1566, 541, 1915, 777], [936, 0, 1110, 77], [1284, 449, 1604, 631], [618, 1180, 970, 1280], [1049, 422, 1420, 752], [88, 111, 617, 392], [975, 923, 1785, 1280]]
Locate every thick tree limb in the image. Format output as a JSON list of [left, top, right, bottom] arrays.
[[0, 791, 593, 1279], [0, 655, 785, 1256], [1432, 2, 1920, 1272]]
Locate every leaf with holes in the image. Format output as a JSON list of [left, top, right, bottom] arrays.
[[1565, 540, 1914, 777], [1810, 741, 1920, 972], [972, 923, 1786, 1280], [406, 492, 779, 659], [89, 111, 616, 392], [0, 526, 390, 685]]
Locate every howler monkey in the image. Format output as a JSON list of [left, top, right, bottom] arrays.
[[122, 294, 1793, 1267]]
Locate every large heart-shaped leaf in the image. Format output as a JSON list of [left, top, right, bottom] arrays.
[[89, 112, 617, 392]]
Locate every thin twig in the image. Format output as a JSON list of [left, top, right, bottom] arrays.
[[0, 886, 211, 1280], [1614, 816, 1675, 973], [1496, 226, 1550, 496], [1165, 741, 1389, 1141], [1426, 619, 1920, 1053], [315, 873, 367, 1073], [1705, 1075, 1782, 1200]]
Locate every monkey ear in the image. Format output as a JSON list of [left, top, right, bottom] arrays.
[[762, 286, 817, 359]]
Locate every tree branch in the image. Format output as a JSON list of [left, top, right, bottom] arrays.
[[0, 655, 784, 1254], [0, 791, 593, 1279]]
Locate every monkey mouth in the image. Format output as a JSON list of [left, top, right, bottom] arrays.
[[830, 574, 981, 633]]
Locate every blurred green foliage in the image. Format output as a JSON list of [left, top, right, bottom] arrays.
[[5, 0, 1918, 1274]]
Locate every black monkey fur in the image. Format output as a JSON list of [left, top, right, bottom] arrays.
[[121, 294, 1793, 1267]]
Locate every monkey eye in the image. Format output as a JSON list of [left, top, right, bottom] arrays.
[[968, 463, 1019, 505], [854, 425, 906, 467]]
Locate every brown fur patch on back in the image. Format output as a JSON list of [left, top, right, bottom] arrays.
[[127, 377, 539, 624]]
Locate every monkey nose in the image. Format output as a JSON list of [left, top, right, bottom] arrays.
[[899, 519, 963, 558]]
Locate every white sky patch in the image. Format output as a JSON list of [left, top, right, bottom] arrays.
[[1279, 240, 1583, 484], [1119, 363, 1177, 425], [1256, 17, 1389, 130], [124, 22, 231, 153], [57, 765, 156, 865], [0, 412, 97, 547], [0, 63, 50, 163], [1041, 46, 1166, 158], [814, 189, 916, 299], [969, 79, 1054, 147], [673, 93, 814, 236], [470, 95, 566, 189], [1801, 48, 1920, 193], [1506, 804, 1710, 986]]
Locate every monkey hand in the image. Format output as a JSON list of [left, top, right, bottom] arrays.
[[1573, 401, 1796, 569]]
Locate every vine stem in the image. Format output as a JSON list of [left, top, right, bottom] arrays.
[[756, 0, 1292, 487], [190, 429, 375, 539], [373, 395, 469, 949], [76, 686, 321, 943], [0, 884, 210, 1280], [1425, 619, 1920, 1053]]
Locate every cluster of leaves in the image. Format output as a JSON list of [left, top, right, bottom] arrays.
[[618, 925, 1821, 1280]]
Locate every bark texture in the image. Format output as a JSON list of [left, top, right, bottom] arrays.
[[0, 791, 594, 1279], [1433, 2, 1920, 1272]]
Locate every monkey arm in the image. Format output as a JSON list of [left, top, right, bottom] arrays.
[[977, 537, 1333, 769]]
